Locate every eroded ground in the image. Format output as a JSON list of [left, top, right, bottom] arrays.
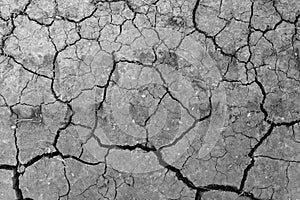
[[0, 0, 300, 200]]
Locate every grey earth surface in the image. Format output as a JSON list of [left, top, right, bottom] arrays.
[[0, 0, 300, 200]]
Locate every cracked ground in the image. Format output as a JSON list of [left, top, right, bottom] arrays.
[[0, 0, 300, 199]]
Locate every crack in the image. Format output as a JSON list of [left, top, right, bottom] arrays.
[[0, 164, 15, 170], [192, 0, 236, 58], [255, 154, 300, 163], [239, 123, 274, 191], [0, 0, 298, 199], [116, 143, 157, 152], [12, 167, 23, 200], [11, 114, 24, 199], [58, 162, 71, 200]]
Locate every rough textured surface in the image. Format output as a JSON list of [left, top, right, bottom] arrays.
[[0, 0, 299, 199]]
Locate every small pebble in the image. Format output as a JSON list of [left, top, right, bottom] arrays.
[[10, 125, 17, 130]]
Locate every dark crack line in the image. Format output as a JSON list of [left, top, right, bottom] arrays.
[[0, 164, 15, 170], [59, 162, 71, 200], [0, 0, 298, 199]]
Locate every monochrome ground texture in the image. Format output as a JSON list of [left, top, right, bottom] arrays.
[[0, 0, 300, 200]]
